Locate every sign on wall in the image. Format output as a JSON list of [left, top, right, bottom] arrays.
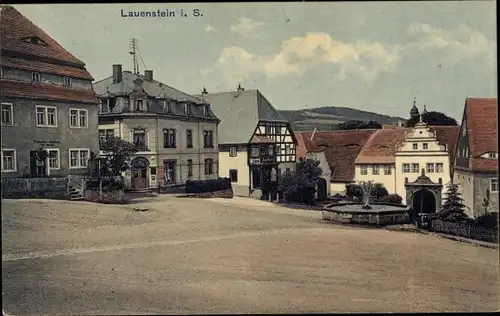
[[33, 140, 60, 147]]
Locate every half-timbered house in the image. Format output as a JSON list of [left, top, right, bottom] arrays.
[[196, 86, 297, 198]]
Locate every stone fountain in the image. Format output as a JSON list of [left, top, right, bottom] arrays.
[[322, 181, 409, 226]]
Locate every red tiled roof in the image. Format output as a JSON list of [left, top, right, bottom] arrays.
[[356, 125, 460, 164], [301, 129, 376, 181], [0, 56, 93, 80], [382, 124, 404, 129], [356, 129, 407, 163], [0, 5, 86, 66], [465, 97, 498, 172], [0, 79, 98, 104], [294, 132, 322, 158]]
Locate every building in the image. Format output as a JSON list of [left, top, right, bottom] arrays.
[[453, 97, 498, 218], [196, 86, 297, 197], [294, 131, 332, 198], [299, 130, 376, 194], [92, 65, 220, 190], [355, 118, 460, 215], [1, 5, 99, 178]]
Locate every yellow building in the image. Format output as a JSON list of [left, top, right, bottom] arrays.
[[355, 119, 459, 215]]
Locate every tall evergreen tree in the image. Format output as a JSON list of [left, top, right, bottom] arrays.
[[438, 183, 469, 222]]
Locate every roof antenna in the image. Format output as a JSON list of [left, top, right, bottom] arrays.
[[129, 38, 139, 75]]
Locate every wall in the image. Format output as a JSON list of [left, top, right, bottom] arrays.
[[330, 182, 350, 194], [453, 169, 475, 217], [473, 173, 499, 217], [1, 96, 99, 178], [354, 163, 396, 194], [219, 145, 250, 196], [305, 151, 331, 196]]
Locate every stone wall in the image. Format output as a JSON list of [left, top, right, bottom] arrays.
[[178, 188, 234, 199], [84, 189, 128, 204]]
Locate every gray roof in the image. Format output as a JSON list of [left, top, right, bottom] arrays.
[[93, 71, 218, 120], [194, 89, 287, 144]]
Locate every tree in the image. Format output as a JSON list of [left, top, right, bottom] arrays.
[[345, 182, 389, 202], [278, 158, 323, 205], [438, 183, 469, 222], [90, 136, 143, 176], [337, 120, 382, 130], [406, 111, 458, 127]]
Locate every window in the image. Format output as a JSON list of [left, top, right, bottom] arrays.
[[360, 165, 368, 175], [99, 129, 114, 148], [462, 120, 467, 136], [186, 130, 193, 148], [372, 165, 379, 175], [229, 169, 238, 182], [402, 163, 410, 173], [435, 163, 444, 173], [426, 163, 435, 173], [488, 152, 497, 159], [1, 103, 13, 125], [187, 159, 193, 177], [490, 179, 498, 193], [164, 160, 177, 185], [251, 147, 259, 157], [412, 143, 418, 150], [229, 146, 237, 157], [69, 149, 89, 169], [63, 76, 71, 87], [423, 143, 428, 150], [1, 149, 16, 172], [184, 103, 191, 115], [100, 99, 110, 113], [47, 149, 60, 170], [133, 129, 147, 150], [411, 163, 420, 173], [383, 165, 391, 175], [163, 129, 176, 148], [69, 109, 88, 128], [135, 99, 145, 111], [203, 130, 214, 148], [285, 144, 291, 155], [164, 101, 173, 113], [32, 72, 40, 82], [202, 105, 210, 117], [36, 106, 57, 127], [204, 158, 214, 175]]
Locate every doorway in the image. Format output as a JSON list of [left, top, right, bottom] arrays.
[[30, 150, 46, 178], [411, 189, 437, 221], [131, 157, 149, 189]]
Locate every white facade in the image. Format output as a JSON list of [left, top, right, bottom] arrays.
[[99, 117, 219, 189]]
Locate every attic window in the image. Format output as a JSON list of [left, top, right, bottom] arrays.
[[184, 103, 191, 116], [22, 36, 48, 46], [202, 105, 210, 117]]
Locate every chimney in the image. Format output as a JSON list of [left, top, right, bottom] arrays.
[[112, 64, 122, 84], [144, 70, 153, 81], [202, 87, 208, 94], [237, 84, 244, 91]]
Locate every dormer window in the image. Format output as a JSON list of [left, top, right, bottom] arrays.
[[32, 72, 40, 82], [412, 143, 418, 150], [63, 76, 71, 87], [22, 36, 48, 46], [163, 100, 173, 113], [481, 152, 498, 159], [202, 105, 210, 117], [184, 103, 191, 115], [135, 100, 144, 111], [423, 143, 428, 150]]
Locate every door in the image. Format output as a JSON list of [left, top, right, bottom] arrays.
[[30, 151, 46, 178], [252, 168, 261, 189], [132, 167, 147, 188]]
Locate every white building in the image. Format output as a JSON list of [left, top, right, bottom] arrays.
[[93, 65, 220, 190]]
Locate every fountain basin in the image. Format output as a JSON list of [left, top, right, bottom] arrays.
[[322, 202, 409, 226]]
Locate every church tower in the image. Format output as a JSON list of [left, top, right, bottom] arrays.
[[410, 97, 420, 119]]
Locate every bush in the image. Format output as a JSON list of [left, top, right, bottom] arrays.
[[185, 178, 231, 193], [86, 176, 124, 191], [379, 194, 403, 204], [372, 183, 389, 201], [84, 189, 128, 204], [474, 212, 499, 230], [345, 182, 389, 202]]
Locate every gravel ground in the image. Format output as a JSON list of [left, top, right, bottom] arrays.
[[2, 196, 499, 314]]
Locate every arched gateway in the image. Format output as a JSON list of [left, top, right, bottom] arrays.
[[131, 157, 149, 189], [405, 169, 443, 222]]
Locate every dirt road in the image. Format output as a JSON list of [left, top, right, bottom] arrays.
[[2, 196, 498, 314]]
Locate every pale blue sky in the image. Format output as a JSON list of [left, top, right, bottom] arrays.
[[16, 2, 497, 119]]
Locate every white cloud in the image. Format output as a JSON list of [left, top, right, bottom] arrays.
[[204, 24, 218, 33], [203, 32, 401, 84], [229, 17, 266, 37], [406, 23, 496, 65]]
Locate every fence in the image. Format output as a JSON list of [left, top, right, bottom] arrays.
[[430, 219, 499, 244], [1, 177, 69, 195]]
